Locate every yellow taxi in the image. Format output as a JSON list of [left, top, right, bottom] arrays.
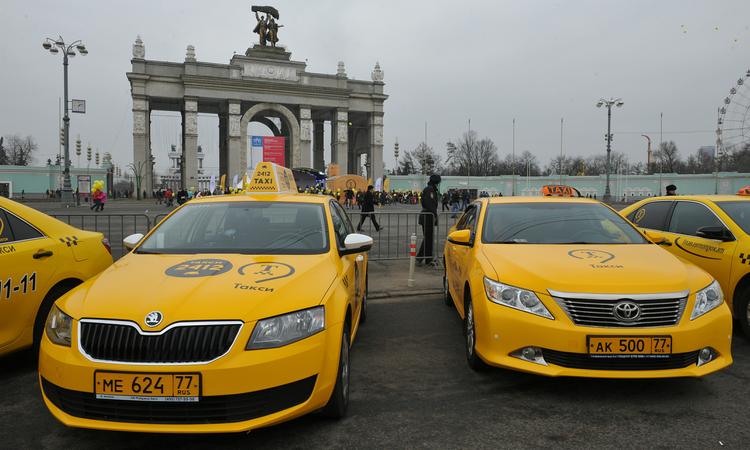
[[0, 196, 111, 356], [39, 162, 373, 433], [621, 194, 750, 337], [443, 196, 732, 378]]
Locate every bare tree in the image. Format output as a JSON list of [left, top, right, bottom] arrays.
[[396, 151, 417, 175], [654, 141, 681, 173], [411, 142, 443, 175], [0, 137, 7, 165], [127, 161, 147, 200], [446, 131, 499, 176], [2, 134, 37, 166], [516, 150, 541, 176]]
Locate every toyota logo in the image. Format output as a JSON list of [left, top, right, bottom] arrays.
[[144, 311, 163, 328], [612, 301, 641, 322]]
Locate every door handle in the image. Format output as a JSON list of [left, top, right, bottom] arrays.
[[657, 239, 672, 247], [33, 250, 54, 259]]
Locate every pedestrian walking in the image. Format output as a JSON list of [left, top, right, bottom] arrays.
[[441, 192, 450, 211], [417, 174, 440, 266], [356, 185, 381, 232]]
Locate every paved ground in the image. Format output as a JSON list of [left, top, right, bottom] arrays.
[[2, 291, 749, 449]]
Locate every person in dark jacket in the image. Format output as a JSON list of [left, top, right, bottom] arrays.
[[356, 185, 381, 232], [417, 174, 441, 265]]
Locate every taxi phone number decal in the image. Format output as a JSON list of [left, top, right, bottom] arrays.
[[1, 272, 36, 300], [165, 259, 233, 278]]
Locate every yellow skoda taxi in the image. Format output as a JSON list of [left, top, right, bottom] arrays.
[[443, 196, 732, 378], [621, 194, 750, 337], [39, 163, 373, 433], [0, 196, 112, 356]]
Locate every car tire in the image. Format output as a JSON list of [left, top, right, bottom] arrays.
[[32, 283, 75, 354], [736, 284, 750, 338], [443, 264, 453, 307], [360, 273, 368, 325], [464, 293, 487, 371], [322, 325, 350, 419]]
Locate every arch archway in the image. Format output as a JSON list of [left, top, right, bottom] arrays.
[[240, 103, 300, 170]]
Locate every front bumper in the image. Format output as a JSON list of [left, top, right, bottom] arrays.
[[472, 294, 733, 378], [38, 322, 343, 433]]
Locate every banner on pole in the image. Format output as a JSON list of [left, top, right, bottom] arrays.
[[262, 136, 286, 166]]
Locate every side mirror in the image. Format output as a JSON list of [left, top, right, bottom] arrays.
[[447, 229, 472, 246], [696, 226, 734, 242], [644, 230, 671, 246], [341, 233, 373, 255], [123, 233, 144, 250]]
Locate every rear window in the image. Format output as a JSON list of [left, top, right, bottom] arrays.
[[137, 201, 329, 254], [482, 202, 647, 244], [716, 201, 750, 235]]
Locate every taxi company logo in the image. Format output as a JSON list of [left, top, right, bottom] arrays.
[[165, 259, 233, 278], [568, 249, 615, 264], [634, 208, 646, 223], [144, 311, 163, 327], [612, 301, 641, 322], [237, 262, 295, 283]]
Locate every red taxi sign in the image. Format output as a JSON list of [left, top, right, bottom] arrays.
[[737, 186, 750, 196], [541, 185, 581, 197]]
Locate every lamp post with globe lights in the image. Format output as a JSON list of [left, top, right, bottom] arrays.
[[596, 97, 623, 201], [42, 36, 88, 205]]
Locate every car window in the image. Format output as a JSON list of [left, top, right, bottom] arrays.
[[138, 201, 328, 254], [0, 209, 43, 242], [628, 201, 673, 231], [668, 201, 724, 237], [482, 202, 647, 244], [329, 202, 350, 248], [456, 205, 477, 230], [331, 201, 354, 235], [0, 210, 13, 244], [716, 201, 750, 235]]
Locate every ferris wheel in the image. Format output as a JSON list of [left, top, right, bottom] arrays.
[[717, 68, 750, 163]]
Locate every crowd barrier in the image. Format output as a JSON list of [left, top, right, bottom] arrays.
[[52, 210, 461, 262]]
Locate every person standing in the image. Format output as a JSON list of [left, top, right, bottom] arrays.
[[417, 174, 441, 265], [357, 185, 381, 232], [666, 184, 677, 196]]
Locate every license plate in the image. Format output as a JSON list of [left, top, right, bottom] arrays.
[[94, 371, 201, 402], [588, 336, 672, 357]]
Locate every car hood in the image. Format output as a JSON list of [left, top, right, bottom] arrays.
[[60, 253, 337, 329], [481, 244, 708, 295]]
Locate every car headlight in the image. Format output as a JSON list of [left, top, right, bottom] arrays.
[[483, 277, 554, 319], [691, 280, 723, 320], [45, 305, 72, 346], [246, 306, 325, 349]]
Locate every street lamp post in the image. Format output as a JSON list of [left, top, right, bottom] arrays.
[[43, 36, 88, 205], [596, 97, 623, 201]]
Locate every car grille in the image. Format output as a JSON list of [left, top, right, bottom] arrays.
[[42, 376, 317, 424], [554, 296, 687, 328], [79, 321, 241, 364], [543, 349, 699, 370]]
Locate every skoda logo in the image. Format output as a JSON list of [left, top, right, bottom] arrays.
[[612, 301, 641, 322], [144, 311, 163, 328]]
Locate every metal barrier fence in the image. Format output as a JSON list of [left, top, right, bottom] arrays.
[[53, 214, 152, 260], [52, 210, 460, 262]]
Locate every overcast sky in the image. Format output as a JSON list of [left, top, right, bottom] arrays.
[[2, 0, 749, 175]]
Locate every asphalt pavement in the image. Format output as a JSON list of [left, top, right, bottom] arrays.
[[2, 288, 749, 449]]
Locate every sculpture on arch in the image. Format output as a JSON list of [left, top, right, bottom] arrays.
[[252, 5, 282, 47]]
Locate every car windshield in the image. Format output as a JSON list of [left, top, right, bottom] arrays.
[[137, 201, 328, 254], [716, 201, 750, 235], [482, 202, 648, 244]]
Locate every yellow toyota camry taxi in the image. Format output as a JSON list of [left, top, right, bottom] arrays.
[[443, 196, 732, 378], [0, 196, 111, 356], [621, 194, 750, 337], [39, 162, 373, 433]]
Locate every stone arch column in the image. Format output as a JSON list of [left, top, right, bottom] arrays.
[[238, 103, 300, 175]]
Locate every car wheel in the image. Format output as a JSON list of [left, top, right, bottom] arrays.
[[360, 273, 368, 325], [443, 264, 453, 307], [464, 294, 487, 371], [736, 284, 750, 338], [322, 325, 350, 418]]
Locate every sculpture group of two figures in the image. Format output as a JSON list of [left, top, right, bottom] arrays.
[[252, 5, 283, 48]]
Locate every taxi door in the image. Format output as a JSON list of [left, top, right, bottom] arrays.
[[0, 208, 60, 350], [330, 202, 364, 325], [659, 201, 737, 295], [446, 203, 480, 315]]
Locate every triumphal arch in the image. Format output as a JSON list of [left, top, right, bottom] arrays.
[[127, 8, 387, 192]]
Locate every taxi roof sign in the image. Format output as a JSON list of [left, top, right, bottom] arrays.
[[246, 162, 298, 194], [541, 185, 581, 197]]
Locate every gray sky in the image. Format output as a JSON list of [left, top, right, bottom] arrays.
[[2, 0, 749, 175]]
